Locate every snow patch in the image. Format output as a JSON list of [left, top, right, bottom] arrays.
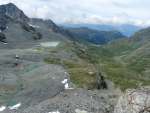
[[0, 106, 6, 112], [2, 42, 8, 45], [29, 24, 40, 28], [75, 109, 88, 113], [40, 42, 59, 47], [61, 79, 73, 90], [8, 102, 21, 110], [49, 110, 60, 113], [61, 79, 68, 84], [65, 83, 69, 89]]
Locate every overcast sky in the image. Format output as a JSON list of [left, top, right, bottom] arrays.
[[0, 0, 150, 26]]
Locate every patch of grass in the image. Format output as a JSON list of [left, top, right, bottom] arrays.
[[102, 65, 138, 90], [69, 68, 96, 89], [100, 58, 150, 90], [63, 60, 96, 89], [44, 54, 97, 89], [126, 57, 150, 73], [84, 45, 150, 91], [63, 60, 84, 68], [44, 57, 61, 64]]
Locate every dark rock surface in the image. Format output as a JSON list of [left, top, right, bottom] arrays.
[[0, 33, 6, 42], [0, 3, 29, 22], [0, 3, 29, 31]]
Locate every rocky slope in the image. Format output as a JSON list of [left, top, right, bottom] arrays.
[[0, 3, 120, 113], [114, 87, 150, 113], [0, 3, 29, 31], [1, 89, 119, 113], [0, 3, 72, 49]]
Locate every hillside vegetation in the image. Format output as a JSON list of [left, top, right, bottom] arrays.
[[83, 28, 150, 90], [44, 27, 150, 91]]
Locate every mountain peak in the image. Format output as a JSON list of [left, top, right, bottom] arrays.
[[0, 3, 29, 31], [0, 3, 29, 22], [5, 2, 16, 7]]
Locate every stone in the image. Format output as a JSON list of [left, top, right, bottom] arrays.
[[114, 87, 150, 113]]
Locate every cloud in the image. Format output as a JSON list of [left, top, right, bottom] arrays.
[[0, 0, 150, 26]]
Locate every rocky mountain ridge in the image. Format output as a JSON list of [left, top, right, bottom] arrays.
[[0, 3, 29, 31]]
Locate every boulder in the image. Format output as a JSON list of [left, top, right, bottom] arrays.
[[114, 87, 150, 113]]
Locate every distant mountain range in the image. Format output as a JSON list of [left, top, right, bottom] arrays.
[[61, 23, 143, 37], [0, 3, 128, 46], [0, 3, 148, 47], [67, 27, 126, 44]]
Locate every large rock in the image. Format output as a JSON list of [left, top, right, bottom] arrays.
[[0, 33, 6, 42], [114, 87, 150, 113]]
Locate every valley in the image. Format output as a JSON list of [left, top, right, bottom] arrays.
[[0, 2, 149, 113]]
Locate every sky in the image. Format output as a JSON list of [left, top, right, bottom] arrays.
[[0, 0, 150, 26]]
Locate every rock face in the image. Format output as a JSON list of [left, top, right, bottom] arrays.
[[0, 3, 29, 22], [0, 3, 72, 46], [114, 87, 150, 113], [0, 33, 6, 42], [30, 18, 73, 39], [0, 3, 29, 31]]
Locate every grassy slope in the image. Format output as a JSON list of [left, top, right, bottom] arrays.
[[84, 27, 150, 90], [44, 42, 97, 89], [44, 27, 150, 91]]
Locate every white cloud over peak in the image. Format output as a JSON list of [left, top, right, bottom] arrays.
[[0, 0, 150, 26]]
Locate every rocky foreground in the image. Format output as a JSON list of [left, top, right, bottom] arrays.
[[114, 87, 150, 113], [1, 86, 150, 113], [0, 40, 149, 113]]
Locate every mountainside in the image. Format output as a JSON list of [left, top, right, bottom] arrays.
[[61, 23, 142, 37], [0, 3, 72, 48], [68, 27, 126, 44], [0, 3, 29, 22], [83, 26, 150, 90], [0, 3, 29, 31], [30, 18, 73, 39]]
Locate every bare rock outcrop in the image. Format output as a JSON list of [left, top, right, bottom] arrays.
[[114, 87, 150, 113]]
